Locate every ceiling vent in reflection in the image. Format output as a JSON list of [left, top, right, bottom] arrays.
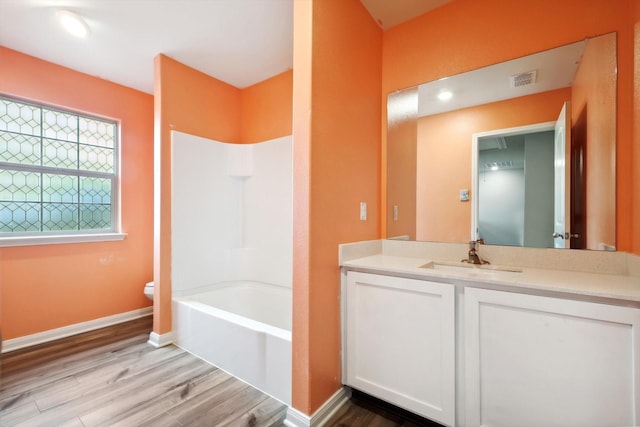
[[479, 136, 507, 150], [510, 70, 537, 88], [484, 161, 514, 171]]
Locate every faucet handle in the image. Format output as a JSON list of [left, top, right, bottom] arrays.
[[469, 240, 481, 250]]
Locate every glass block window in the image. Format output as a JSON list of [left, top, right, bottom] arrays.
[[0, 96, 118, 235]]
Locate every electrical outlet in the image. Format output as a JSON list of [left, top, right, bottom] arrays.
[[460, 189, 469, 201], [360, 202, 367, 221]]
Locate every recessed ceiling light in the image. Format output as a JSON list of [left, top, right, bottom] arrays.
[[57, 10, 90, 39], [437, 90, 453, 101]]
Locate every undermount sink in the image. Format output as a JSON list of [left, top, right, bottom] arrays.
[[420, 261, 523, 274]]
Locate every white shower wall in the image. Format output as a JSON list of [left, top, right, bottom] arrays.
[[171, 131, 293, 295]]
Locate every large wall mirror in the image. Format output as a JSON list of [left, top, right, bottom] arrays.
[[387, 32, 617, 251]]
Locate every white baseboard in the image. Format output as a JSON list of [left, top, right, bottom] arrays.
[[284, 387, 350, 427], [147, 331, 173, 348], [1, 307, 153, 354]]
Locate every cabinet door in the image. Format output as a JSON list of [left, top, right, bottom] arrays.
[[465, 287, 640, 427], [345, 271, 455, 426]]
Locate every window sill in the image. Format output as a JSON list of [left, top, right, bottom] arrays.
[[0, 233, 127, 247]]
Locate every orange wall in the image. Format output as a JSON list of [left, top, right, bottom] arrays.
[[633, 1, 640, 254], [0, 47, 154, 340], [382, 0, 636, 253], [292, 0, 382, 415], [292, 0, 313, 414], [417, 88, 572, 243], [241, 70, 293, 143], [571, 34, 617, 249], [153, 54, 241, 335]]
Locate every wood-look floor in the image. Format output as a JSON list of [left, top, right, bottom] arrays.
[[0, 317, 286, 427], [0, 317, 437, 427], [326, 390, 442, 427]]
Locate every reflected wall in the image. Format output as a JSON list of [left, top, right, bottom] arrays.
[[571, 33, 617, 250], [415, 88, 571, 242], [387, 87, 418, 240]]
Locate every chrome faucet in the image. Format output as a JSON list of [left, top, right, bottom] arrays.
[[462, 240, 489, 265]]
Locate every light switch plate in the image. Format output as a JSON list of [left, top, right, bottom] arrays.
[[360, 202, 367, 220], [460, 189, 469, 201]]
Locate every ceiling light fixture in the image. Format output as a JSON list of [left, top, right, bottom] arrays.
[[437, 90, 453, 101], [57, 10, 90, 39]]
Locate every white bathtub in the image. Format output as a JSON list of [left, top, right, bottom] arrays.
[[173, 281, 291, 404]]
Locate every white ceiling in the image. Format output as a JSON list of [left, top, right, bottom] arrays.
[[0, 0, 294, 93], [0, 0, 452, 95], [360, 0, 453, 29]]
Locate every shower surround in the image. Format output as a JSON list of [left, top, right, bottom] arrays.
[[170, 131, 293, 404]]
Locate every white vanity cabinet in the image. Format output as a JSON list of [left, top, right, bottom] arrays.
[[344, 271, 456, 426], [464, 287, 640, 427]]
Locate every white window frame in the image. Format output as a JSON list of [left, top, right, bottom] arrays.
[[0, 95, 126, 247]]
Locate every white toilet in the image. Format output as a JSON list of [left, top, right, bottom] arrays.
[[144, 281, 154, 301]]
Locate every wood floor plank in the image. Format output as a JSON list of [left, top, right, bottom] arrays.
[[1, 330, 149, 391], [324, 391, 444, 427], [24, 352, 200, 426], [225, 395, 287, 427], [30, 375, 81, 412], [134, 412, 184, 427], [325, 399, 377, 427], [73, 343, 183, 386], [0, 387, 34, 413], [5, 343, 182, 415], [178, 385, 268, 427], [79, 357, 218, 426], [56, 416, 87, 427], [105, 366, 231, 427], [0, 339, 155, 410], [0, 399, 40, 426], [164, 376, 250, 425]]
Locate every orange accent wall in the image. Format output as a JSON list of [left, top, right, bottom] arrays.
[[292, 0, 313, 414], [153, 54, 239, 335], [416, 88, 571, 243], [241, 70, 293, 143], [382, 0, 635, 253], [291, 0, 382, 415], [0, 47, 154, 340], [633, 2, 640, 254]]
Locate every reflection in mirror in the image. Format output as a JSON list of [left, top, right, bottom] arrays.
[[387, 87, 418, 240], [387, 32, 617, 250], [473, 125, 556, 248]]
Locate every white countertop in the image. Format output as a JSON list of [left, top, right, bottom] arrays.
[[342, 254, 640, 304]]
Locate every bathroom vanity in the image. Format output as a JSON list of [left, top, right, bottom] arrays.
[[340, 240, 640, 427]]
